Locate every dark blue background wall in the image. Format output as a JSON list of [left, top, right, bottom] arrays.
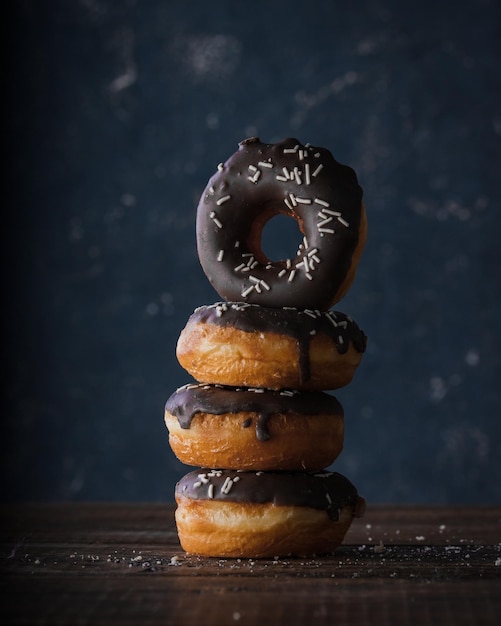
[[4, 0, 500, 504]]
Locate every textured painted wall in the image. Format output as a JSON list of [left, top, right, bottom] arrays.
[[4, 0, 500, 503]]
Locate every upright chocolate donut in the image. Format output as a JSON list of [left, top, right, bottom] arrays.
[[196, 137, 367, 310]]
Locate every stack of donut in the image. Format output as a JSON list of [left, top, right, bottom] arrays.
[[165, 137, 367, 558]]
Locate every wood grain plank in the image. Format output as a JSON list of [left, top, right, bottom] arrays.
[[1, 504, 500, 625]]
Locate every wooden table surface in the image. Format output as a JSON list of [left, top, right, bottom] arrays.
[[1, 503, 500, 625]]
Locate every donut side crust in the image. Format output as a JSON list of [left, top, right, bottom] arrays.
[[165, 410, 344, 471], [175, 496, 362, 558], [176, 321, 363, 390]]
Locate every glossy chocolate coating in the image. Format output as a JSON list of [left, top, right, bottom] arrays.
[[186, 302, 367, 385], [196, 137, 364, 310], [165, 383, 343, 442], [176, 469, 362, 521]]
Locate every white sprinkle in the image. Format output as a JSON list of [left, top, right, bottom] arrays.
[[209, 186, 215, 195], [289, 193, 297, 207], [314, 152, 321, 158], [326, 312, 339, 327], [337, 216, 350, 227], [305, 163, 311, 185], [216, 195, 231, 205], [314, 197, 330, 207], [258, 160, 273, 168], [284, 197, 293, 211], [326, 493, 332, 504], [305, 272, 313, 280], [312, 164, 323, 177], [234, 241, 240, 248], [338, 335, 344, 345], [221, 477, 233, 494], [212, 217, 223, 228], [276, 175, 288, 182], [280, 390, 295, 396], [217, 250, 224, 261], [248, 164, 258, 172], [198, 474, 209, 484], [322, 208, 341, 216], [241, 285, 255, 297], [217, 162, 224, 171], [318, 227, 335, 234], [282, 166, 291, 179], [278, 269, 286, 277], [288, 270, 296, 282], [295, 196, 312, 204], [293, 167, 302, 184], [208, 484, 214, 499], [304, 309, 318, 318], [283, 145, 299, 153], [248, 172, 261, 183], [307, 248, 319, 257], [249, 275, 260, 283], [286, 259, 292, 269], [260, 280, 271, 291], [317, 217, 333, 227], [298, 149, 305, 161], [193, 481, 202, 488], [234, 263, 246, 272]]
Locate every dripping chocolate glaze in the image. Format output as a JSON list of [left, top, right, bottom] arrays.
[[176, 469, 364, 521], [165, 383, 343, 442], [186, 302, 367, 385]]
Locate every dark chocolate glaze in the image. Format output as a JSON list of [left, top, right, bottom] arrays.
[[176, 469, 361, 521], [186, 302, 367, 385], [165, 383, 343, 442], [196, 137, 364, 310]]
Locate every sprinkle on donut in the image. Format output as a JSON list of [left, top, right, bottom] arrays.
[[196, 137, 366, 310]]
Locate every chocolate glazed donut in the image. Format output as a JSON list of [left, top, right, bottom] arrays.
[[196, 137, 367, 310], [164, 383, 345, 471], [176, 302, 367, 390], [175, 469, 366, 557]]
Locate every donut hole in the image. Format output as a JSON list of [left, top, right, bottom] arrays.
[[260, 212, 304, 262]]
